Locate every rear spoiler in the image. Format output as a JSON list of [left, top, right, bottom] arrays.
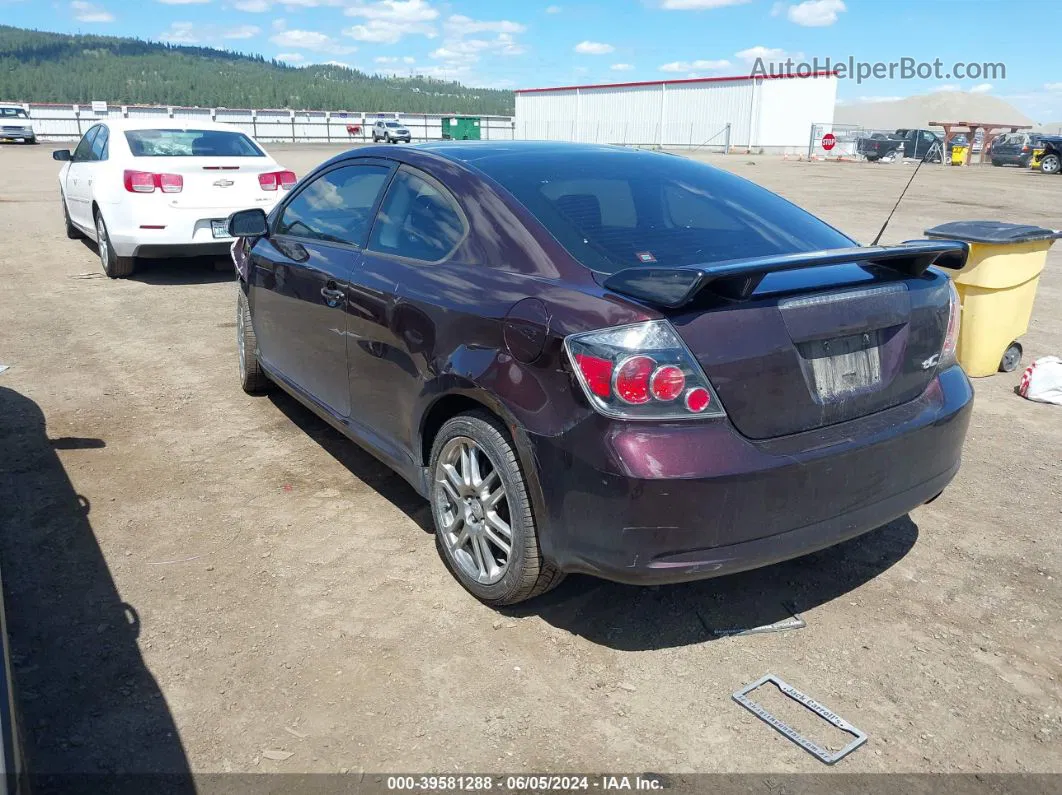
[[601, 239, 969, 308]]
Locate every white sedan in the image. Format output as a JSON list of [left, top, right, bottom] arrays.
[[54, 119, 295, 278]]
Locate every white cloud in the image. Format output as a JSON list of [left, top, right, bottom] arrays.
[[611, 63, 634, 71], [223, 24, 260, 38], [735, 45, 803, 64], [375, 55, 415, 64], [70, 1, 114, 21], [160, 21, 262, 43], [769, 1, 784, 15], [158, 0, 210, 4], [276, 52, 304, 62], [661, 0, 750, 8], [785, 0, 845, 26], [970, 83, 993, 94], [343, 0, 438, 42], [932, 84, 960, 92], [271, 28, 356, 53], [159, 21, 200, 43], [545, 4, 561, 11], [233, 0, 269, 9], [1043, 82, 1062, 92], [444, 14, 524, 36], [659, 58, 730, 72], [574, 40, 613, 55], [431, 32, 524, 62]]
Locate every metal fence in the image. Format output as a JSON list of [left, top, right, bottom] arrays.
[[808, 122, 993, 162], [10, 102, 516, 144]]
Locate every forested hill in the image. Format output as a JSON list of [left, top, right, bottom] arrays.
[[0, 25, 515, 115]]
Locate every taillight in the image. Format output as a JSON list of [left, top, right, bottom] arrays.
[[941, 280, 961, 366], [123, 170, 183, 194], [565, 320, 725, 420], [259, 170, 297, 191]]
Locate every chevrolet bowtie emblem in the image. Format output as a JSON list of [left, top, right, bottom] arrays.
[[213, 178, 235, 188]]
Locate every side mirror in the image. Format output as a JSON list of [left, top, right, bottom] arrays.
[[52, 149, 72, 162], [228, 208, 269, 238]]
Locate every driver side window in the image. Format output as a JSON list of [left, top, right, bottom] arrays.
[[72, 126, 100, 162], [275, 164, 391, 246]]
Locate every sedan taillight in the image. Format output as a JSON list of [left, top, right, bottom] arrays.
[[940, 280, 962, 366], [259, 170, 297, 191], [565, 320, 726, 420], [124, 170, 183, 194]]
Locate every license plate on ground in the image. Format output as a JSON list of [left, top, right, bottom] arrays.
[[211, 220, 230, 239]]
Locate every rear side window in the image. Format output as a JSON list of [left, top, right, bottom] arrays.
[[368, 168, 466, 262], [275, 164, 391, 246], [124, 129, 263, 157], [476, 149, 853, 274]]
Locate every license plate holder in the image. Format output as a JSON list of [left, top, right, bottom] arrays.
[[211, 220, 230, 239], [732, 674, 867, 764]]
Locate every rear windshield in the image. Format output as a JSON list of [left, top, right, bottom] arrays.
[[1, 108, 29, 119], [124, 129, 263, 157], [477, 148, 854, 274], [386, 122, 401, 128]]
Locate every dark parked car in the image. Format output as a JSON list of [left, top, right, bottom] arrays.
[[228, 142, 973, 606], [990, 132, 1043, 167], [857, 128, 942, 161]]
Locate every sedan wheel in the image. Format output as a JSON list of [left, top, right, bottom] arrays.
[[95, 212, 135, 278], [237, 287, 270, 393], [430, 413, 563, 605], [62, 193, 81, 240], [1041, 154, 1061, 174]]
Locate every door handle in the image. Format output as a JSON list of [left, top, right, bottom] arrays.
[[321, 285, 345, 307]]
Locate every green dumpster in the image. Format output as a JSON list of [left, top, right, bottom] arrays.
[[442, 116, 481, 140]]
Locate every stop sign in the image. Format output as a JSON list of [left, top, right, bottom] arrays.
[[821, 132, 837, 151]]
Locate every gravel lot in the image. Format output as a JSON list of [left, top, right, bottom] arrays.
[[1, 142, 1060, 779]]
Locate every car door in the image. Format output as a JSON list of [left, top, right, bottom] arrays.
[[64, 125, 100, 228], [348, 165, 469, 458], [249, 160, 394, 418], [81, 124, 110, 224]]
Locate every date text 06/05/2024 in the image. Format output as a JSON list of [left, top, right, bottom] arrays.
[[385, 775, 666, 791]]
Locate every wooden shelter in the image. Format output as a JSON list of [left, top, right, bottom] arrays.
[[931, 120, 1032, 165]]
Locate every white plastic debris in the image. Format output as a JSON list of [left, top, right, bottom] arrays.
[[1018, 356, 1062, 406], [0, 364, 9, 376]]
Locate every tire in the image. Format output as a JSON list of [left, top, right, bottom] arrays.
[[61, 193, 81, 240], [865, 154, 880, 162], [992, 159, 1003, 167], [999, 342, 1023, 374], [1041, 153, 1061, 174], [94, 211, 135, 278], [429, 412, 564, 606], [236, 286, 270, 394]]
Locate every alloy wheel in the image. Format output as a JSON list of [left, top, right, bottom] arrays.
[[96, 214, 109, 267], [1043, 154, 1061, 174], [433, 436, 512, 585]]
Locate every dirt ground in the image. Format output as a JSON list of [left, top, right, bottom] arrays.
[[0, 142, 1060, 781]]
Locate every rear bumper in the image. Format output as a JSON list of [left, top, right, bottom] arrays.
[[104, 198, 280, 258], [529, 366, 973, 585]]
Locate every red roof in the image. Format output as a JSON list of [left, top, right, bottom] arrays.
[[516, 70, 837, 94]]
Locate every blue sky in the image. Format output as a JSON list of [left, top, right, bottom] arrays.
[[4, 0, 1062, 120]]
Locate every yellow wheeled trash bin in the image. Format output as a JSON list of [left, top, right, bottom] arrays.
[[924, 221, 1061, 376]]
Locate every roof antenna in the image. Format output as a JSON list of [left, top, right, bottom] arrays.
[[870, 141, 939, 246]]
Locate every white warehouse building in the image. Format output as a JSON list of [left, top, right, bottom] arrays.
[[515, 72, 837, 153]]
